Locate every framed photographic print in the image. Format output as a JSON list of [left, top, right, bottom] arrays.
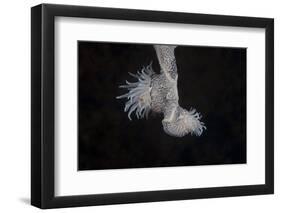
[[31, 3, 274, 209]]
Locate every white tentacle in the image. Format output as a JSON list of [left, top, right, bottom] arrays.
[[117, 63, 154, 120]]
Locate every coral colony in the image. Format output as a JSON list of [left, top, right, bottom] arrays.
[[117, 45, 206, 137]]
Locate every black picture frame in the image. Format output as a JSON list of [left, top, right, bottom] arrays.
[[31, 3, 274, 209]]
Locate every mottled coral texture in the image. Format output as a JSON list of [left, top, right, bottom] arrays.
[[117, 45, 206, 137]]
